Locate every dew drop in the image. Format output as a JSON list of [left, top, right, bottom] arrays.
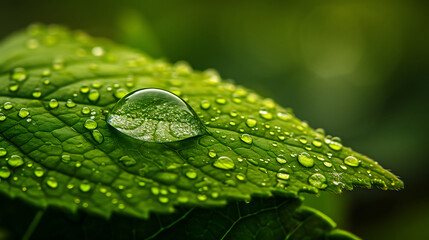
[[323, 162, 333, 168], [308, 173, 328, 189], [276, 172, 290, 180], [277, 112, 291, 121], [312, 138, 322, 147], [344, 156, 360, 167], [239, 134, 253, 144], [215, 96, 227, 105], [92, 46, 105, 56], [8, 155, 24, 167], [34, 167, 45, 177], [0, 148, 7, 156], [0, 166, 11, 179], [200, 100, 211, 110], [80, 86, 90, 94], [107, 88, 204, 143], [84, 119, 98, 130], [326, 139, 343, 151], [0, 113, 6, 122], [79, 180, 91, 192], [3, 102, 13, 110], [88, 89, 100, 102], [114, 88, 128, 99], [81, 107, 90, 115], [197, 194, 208, 201], [18, 108, 30, 118], [298, 137, 308, 144], [246, 118, 257, 128], [298, 152, 314, 168], [259, 108, 273, 120], [185, 170, 198, 179], [46, 177, 58, 189], [236, 173, 246, 181], [9, 82, 19, 92], [276, 156, 287, 164], [262, 98, 275, 109], [32, 88, 42, 98], [66, 99, 76, 108], [10, 68, 28, 82], [49, 99, 59, 109], [212, 156, 235, 170]]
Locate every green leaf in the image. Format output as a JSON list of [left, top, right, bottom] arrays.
[[0, 24, 403, 220], [0, 196, 359, 240]]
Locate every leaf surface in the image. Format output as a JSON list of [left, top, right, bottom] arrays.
[[0, 24, 403, 219]]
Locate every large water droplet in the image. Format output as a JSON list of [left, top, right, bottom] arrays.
[[308, 173, 328, 189], [298, 152, 314, 168], [79, 180, 91, 192], [34, 167, 45, 177], [18, 108, 30, 118], [344, 156, 360, 167], [3, 102, 13, 110], [212, 156, 235, 170], [8, 155, 24, 167], [107, 88, 204, 142], [0, 113, 6, 122]]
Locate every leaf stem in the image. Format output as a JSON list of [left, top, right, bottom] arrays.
[[22, 210, 45, 240]]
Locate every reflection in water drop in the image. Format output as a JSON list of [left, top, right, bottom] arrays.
[[107, 88, 204, 143]]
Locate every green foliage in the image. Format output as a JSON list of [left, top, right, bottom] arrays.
[[0, 24, 402, 239]]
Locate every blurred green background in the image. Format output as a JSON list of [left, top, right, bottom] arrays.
[[1, 0, 428, 239]]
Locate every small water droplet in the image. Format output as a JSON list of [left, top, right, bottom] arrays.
[[326, 139, 343, 151], [9, 82, 19, 92], [323, 162, 332, 168], [18, 108, 30, 118], [344, 156, 360, 167], [185, 170, 198, 179], [0, 166, 11, 179], [114, 88, 128, 99], [215, 96, 227, 105], [8, 155, 24, 167], [236, 173, 246, 181], [0, 148, 7, 156], [66, 99, 76, 108], [212, 156, 235, 170], [200, 100, 211, 110], [27, 39, 39, 49], [10, 68, 28, 82], [32, 88, 42, 98], [107, 88, 204, 143], [312, 138, 322, 147], [3, 102, 13, 110], [0, 113, 6, 122], [259, 108, 273, 120], [84, 119, 98, 130], [308, 173, 328, 189], [276, 172, 290, 180], [246, 118, 257, 128], [240, 134, 253, 144], [30, 166, 44, 178], [197, 194, 207, 201], [298, 137, 308, 144], [46, 177, 58, 189], [80, 86, 90, 94], [298, 152, 314, 168], [52, 59, 64, 70], [79, 180, 91, 192], [81, 107, 90, 115], [276, 156, 287, 164], [88, 89, 100, 102], [41, 69, 51, 77], [49, 99, 59, 109]]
